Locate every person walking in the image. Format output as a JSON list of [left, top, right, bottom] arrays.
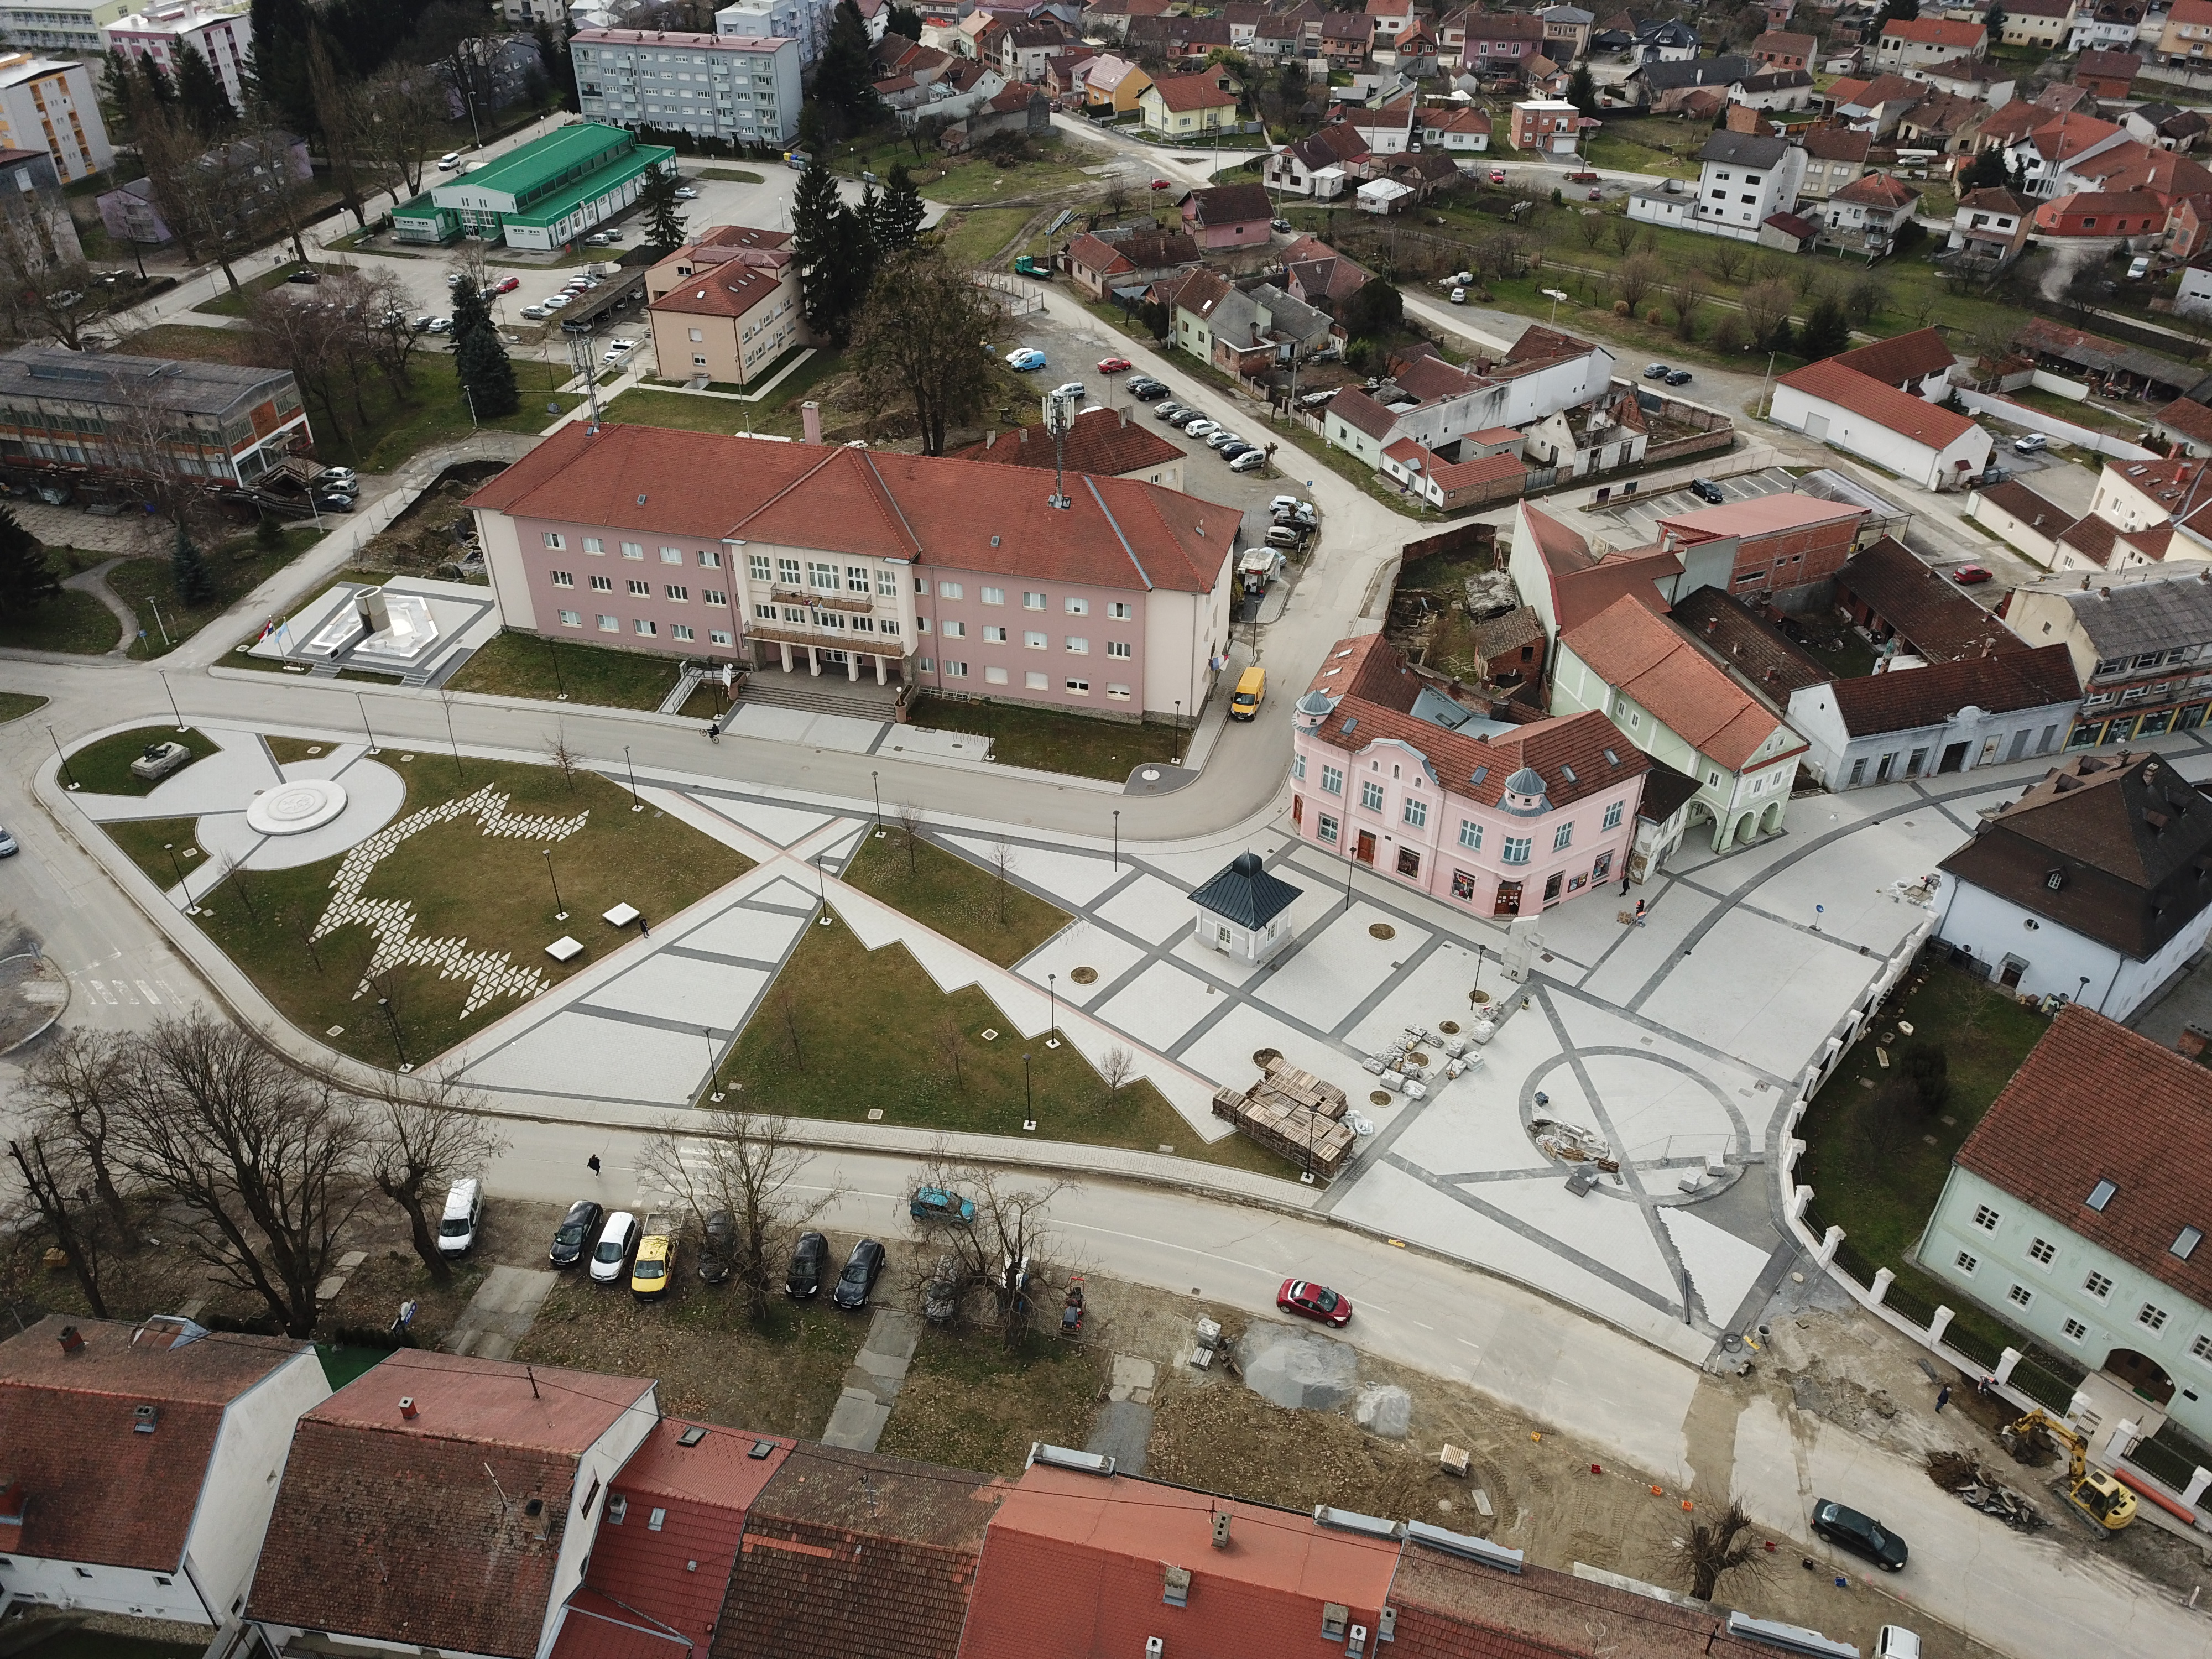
[[1619, 872, 1631, 896], [1935, 1384, 1952, 1413], [587, 1154, 602, 1174]]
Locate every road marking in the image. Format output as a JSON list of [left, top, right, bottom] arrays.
[[1412, 1320, 1434, 1331], [135, 980, 160, 1004], [1457, 1338, 1480, 1352]]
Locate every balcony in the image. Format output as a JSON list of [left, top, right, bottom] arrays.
[[770, 585, 877, 614]]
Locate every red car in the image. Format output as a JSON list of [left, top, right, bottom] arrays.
[[1488, 168, 1506, 184], [1278, 1279, 1353, 1327], [1588, 187, 1604, 201], [1097, 356, 1132, 373], [493, 275, 521, 294], [1150, 178, 1172, 190], [1953, 564, 1994, 585]]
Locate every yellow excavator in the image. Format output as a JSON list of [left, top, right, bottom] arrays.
[[2002, 1410, 2137, 1532]]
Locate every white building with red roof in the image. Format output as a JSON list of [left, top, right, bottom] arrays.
[[0, 1314, 327, 1629], [467, 422, 1237, 720], [642, 225, 807, 387], [1874, 15, 1987, 69], [1770, 357, 1992, 489], [1552, 594, 1809, 852], [1291, 632, 1647, 914]]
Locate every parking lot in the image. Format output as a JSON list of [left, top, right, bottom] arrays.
[[1588, 463, 1798, 544]]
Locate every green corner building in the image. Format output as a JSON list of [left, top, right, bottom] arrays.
[[391, 122, 676, 252]]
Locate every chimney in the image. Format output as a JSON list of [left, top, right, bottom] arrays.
[[2101, 586, 2112, 598], [56, 1327, 82, 1357], [400, 1396, 419, 1420], [1706, 614, 1718, 633], [801, 401, 822, 445], [1019, 426, 1028, 444]]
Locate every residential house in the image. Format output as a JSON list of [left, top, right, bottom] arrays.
[[2125, 103, 2210, 153], [1751, 27, 1816, 69], [2005, 109, 2131, 197], [467, 421, 1237, 718], [2151, 397, 2212, 457], [1921, 1004, 2212, 1447], [1061, 227, 1198, 298], [1221, 2, 1266, 50], [1078, 51, 1149, 113], [1667, 584, 1832, 712], [2008, 563, 2212, 745], [1653, 491, 1871, 608], [1771, 358, 1992, 488], [1178, 181, 1273, 249], [1626, 129, 1807, 242], [1511, 97, 1582, 154], [1290, 631, 1648, 914], [2159, 0, 2212, 66], [1630, 18, 1700, 61], [1380, 439, 1528, 510], [941, 85, 1053, 153], [1906, 56, 2013, 106], [1520, 389, 1650, 480], [1893, 88, 1993, 153], [1822, 168, 1922, 251], [643, 223, 807, 387], [1552, 594, 1809, 851], [1365, 0, 1413, 43], [1379, 23, 1438, 75], [1824, 72, 1928, 138], [1621, 53, 1756, 110], [2034, 189, 2172, 249], [1875, 16, 1987, 69], [1785, 645, 2080, 788], [1991, 0, 2075, 48], [1461, 10, 1545, 74], [1794, 125, 1872, 202], [1279, 233, 1377, 311], [1173, 270, 1333, 380], [2070, 0, 2147, 51], [952, 406, 1188, 491], [1947, 185, 2035, 267], [1541, 4, 1594, 62], [1318, 10, 1374, 67], [1968, 476, 2074, 564], [1321, 326, 1616, 468], [1834, 534, 2025, 662], [1341, 96, 1416, 155], [247, 1352, 658, 1659], [0, 1315, 326, 1629], [2077, 48, 2143, 99], [1249, 9, 1305, 60], [1505, 499, 1693, 647], [1137, 68, 1239, 137], [1936, 755, 2212, 1022], [1419, 103, 1493, 156], [2182, 260, 2212, 319], [1265, 123, 1372, 198]]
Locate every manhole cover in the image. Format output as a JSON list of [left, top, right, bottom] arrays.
[[1370, 1091, 1392, 1107], [1471, 990, 1491, 1004], [1071, 966, 1098, 984], [1253, 1047, 1282, 1068], [1369, 923, 1396, 940], [1439, 1020, 1460, 1034]]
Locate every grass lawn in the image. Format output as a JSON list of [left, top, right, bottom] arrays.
[[936, 207, 1039, 270], [1796, 623, 1880, 681], [0, 578, 119, 655], [178, 758, 753, 1067], [905, 692, 1178, 784], [445, 628, 708, 710], [839, 135, 1103, 205], [64, 725, 214, 796], [191, 262, 348, 317], [1797, 958, 2053, 1358], [103, 815, 204, 890], [876, 1325, 1103, 1474], [111, 525, 325, 659], [1583, 122, 1703, 179], [842, 832, 1068, 967], [2002, 385, 2149, 437], [0, 691, 47, 722], [718, 912, 1300, 1177], [601, 387, 783, 436]]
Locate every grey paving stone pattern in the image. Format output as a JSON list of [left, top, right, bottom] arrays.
[[821, 1307, 922, 1452], [445, 1265, 559, 1362]]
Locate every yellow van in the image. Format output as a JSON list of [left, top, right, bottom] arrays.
[[1230, 665, 1265, 720]]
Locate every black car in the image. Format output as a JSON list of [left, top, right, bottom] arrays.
[[698, 1209, 736, 1284], [1664, 369, 1693, 387], [314, 492, 356, 513], [1131, 380, 1170, 401], [832, 1238, 886, 1310], [548, 1199, 604, 1270], [285, 268, 320, 284], [1812, 1499, 1907, 1572], [1688, 478, 1725, 505], [785, 1230, 828, 1298]]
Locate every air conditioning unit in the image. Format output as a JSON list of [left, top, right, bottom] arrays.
[[1146, 1640, 1164, 1659]]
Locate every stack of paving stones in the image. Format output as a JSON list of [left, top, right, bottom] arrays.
[[311, 785, 593, 1017], [1212, 1057, 1355, 1175]]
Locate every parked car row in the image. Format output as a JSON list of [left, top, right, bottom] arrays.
[[1152, 401, 1269, 471], [1642, 362, 1694, 388]]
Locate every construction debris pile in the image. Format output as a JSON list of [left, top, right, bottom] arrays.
[[1926, 1451, 2047, 1532], [1363, 1025, 1481, 1098], [1213, 1057, 1357, 1177], [1531, 1118, 1616, 1169]]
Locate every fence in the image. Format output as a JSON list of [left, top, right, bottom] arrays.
[[1953, 386, 2156, 462], [1778, 922, 2212, 1529]]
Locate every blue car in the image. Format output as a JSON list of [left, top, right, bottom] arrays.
[[1004, 347, 1047, 371], [910, 1186, 975, 1225]]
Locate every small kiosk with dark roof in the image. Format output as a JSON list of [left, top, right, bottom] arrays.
[[1190, 852, 1302, 966]]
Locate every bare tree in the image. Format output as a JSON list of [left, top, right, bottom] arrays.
[[0, 202, 97, 349], [362, 64, 453, 201], [1705, 238, 1749, 284], [640, 1108, 824, 1323], [1613, 251, 1663, 317], [1682, 1498, 1764, 1601], [911, 1152, 1066, 1347], [1667, 267, 1710, 342], [1608, 214, 1638, 256], [115, 1013, 369, 1338], [933, 1013, 966, 1090], [22, 1028, 136, 1244], [7, 1130, 112, 1317], [773, 985, 804, 1070], [989, 836, 1016, 924], [1576, 209, 1605, 249], [545, 729, 581, 791], [894, 801, 924, 874], [364, 1073, 508, 1285], [1740, 278, 1797, 348], [848, 247, 999, 454], [306, 36, 372, 231], [216, 848, 260, 924], [1099, 1044, 1134, 1104]]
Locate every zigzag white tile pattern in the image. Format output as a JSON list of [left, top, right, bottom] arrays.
[[314, 785, 591, 1017]]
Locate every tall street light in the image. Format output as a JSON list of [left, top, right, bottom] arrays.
[[544, 849, 568, 921], [354, 691, 380, 755], [624, 745, 643, 811]]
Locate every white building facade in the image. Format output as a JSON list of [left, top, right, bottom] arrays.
[[1629, 130, 1805, 241], [0, 0, 129, 54], [0, 53, 109, 182], [572, 28, 804, 147], [101, 3, 253, 113]]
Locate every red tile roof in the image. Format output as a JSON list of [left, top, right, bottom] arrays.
[[1832, 169, 1921, 208], [1828, 327, 1958, 389], [2160, 397, 2212, 448], [1561, 595, 1804, 770], [552, 1421, 794, 1659], [949, 406, 1186, 477], [1824, 643, 2080, 735], [1882, 15, 1984, 46], [1777, 358, 1980, 450], [470, 425, 1233, 594], [1835, 535, 2024, 661], [1801, 126, 1872, 161], [1149, 69, 1238, 111], [1957, 1003, 2212, 1306], [648, 258, 790, 322], [249, 1352, 655, 1658], [0, 1316, 311, 1574], [2077, 48, 2142, 81], [1326, 385, 1403, 441], [1390, 1539, 1731, 1659], [959, 1466, 1401, 1659], [711, 1443, 1003, 1659]]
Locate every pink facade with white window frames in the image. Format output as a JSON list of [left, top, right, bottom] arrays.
[[911, 568, 1157, 716], [1287, 634, 1648, 919], [519, 514, 747, 662]]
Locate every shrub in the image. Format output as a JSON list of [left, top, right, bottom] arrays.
[[1902, 1042, 1950, 1114], [1613, 299, 1629, 315], [1646, 306, 1663, 325]]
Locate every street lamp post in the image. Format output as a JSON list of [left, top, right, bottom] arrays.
[[1342, 839, 1355, 914], [624, 745, 643, 810], [354, 691, 380, 755], [870, 769, 881, 828], [378, 997, 409, 1071], [157, 669, 184, 730], [442, 696, 463, 785], [1022, 1051, 1034, 1129], [546, 635, 568, 700], [47, 727, 77, 789], [1048, 973, 1057, 1040], [544, 849, 568, 921], [1173, 699, 1182, 764], [462, 382, 478, 431], [163, 842, 192, 910], [1112, 808, 1120, 871]]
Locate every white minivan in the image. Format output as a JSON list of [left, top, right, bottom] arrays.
[[437, 1177, 483, 1256], [590, 1211, 640, 1285]]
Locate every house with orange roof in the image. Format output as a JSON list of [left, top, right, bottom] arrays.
[[1379, 436, 1527, 510], [1874, 15, 1987, 70], [2157, 0, 2212, 65], [642, 224, 808, 387], [951, 405, 1188, 491], [1552, 593, 1809, 852], [1820, 168, 1922, 253], [1652, 490, 1871, 606], [1137, 66, 1240, 137], [1771, 357, 1992, 489], [1288, 630, 1647, 912], [1503, 499, 1692, 645]]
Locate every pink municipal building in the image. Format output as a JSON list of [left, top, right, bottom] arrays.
[[1290, 634, 1650, 917], [467, 422, 1237, 723]]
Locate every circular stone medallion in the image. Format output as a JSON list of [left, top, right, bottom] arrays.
[[246, 779, 348, 837]]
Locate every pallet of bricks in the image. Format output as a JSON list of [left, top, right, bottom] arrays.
[[1212, 1056, 1355, 1176]]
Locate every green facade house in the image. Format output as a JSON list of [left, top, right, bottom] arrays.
[[391, 122, 674, 251]]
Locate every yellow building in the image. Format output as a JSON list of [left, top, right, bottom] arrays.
[[1081, 52, 1152, 115], [644, 225, 810, 388], [1139, 68, 1240, 137]]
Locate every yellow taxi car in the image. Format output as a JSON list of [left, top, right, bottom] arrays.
[[629, 1232, 674, 1302]]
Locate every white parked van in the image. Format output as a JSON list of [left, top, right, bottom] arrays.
[[437, 1177, 483, 1256]]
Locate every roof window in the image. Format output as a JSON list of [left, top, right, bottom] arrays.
[[1470, 765, 1489, 785], [1343, 718, 1357, 733], [2087, 1179, 2118, 1212], [2176, 1226, 2203, 1260], [1561, 764, 1577, 782], [679, 1425, 708, 1447], [1604, 748, 1619, 765]]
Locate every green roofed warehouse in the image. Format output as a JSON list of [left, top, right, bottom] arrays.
[[390, 122, 675, 252]]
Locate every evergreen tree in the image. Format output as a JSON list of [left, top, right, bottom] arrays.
[[172, 523, 215, 608], [455, 320, 520, 419], [791, 157, 877, 345], [1984, 2, 2008, 36], [248, 0, 320, 135], [174, 43, 235, 133], [1799, 297, 1850, 360], [1568, 64, 1597, 118], [811, 0, 880, 134], [1879, 0, 1919, 23], [875, 164, 926, 252], [0, 507, 58, 623], [1961, 147, 2008, 190], [450, 278, 491, 346], [639, 160, 687, 249], [534, 18, 576, 110], [887, 2, 923, 40]]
